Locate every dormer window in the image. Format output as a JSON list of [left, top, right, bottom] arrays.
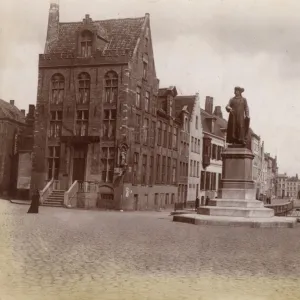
[[80, 30, 93, 57]]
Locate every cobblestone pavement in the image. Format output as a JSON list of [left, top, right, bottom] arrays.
[[1, 200, 300, 300]]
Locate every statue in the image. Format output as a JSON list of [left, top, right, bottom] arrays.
[[225, 86, 250, 146], [119, 148, 127, 167]]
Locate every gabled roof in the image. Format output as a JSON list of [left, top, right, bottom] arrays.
[[158, 86, 177, 97], [0, 99, 25, 123], [201, 109, 226, 139], [49, 17, 146, 57], [174, 95, 196, 116]]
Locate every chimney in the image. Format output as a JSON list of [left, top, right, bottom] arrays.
[[205, 96, 213, 114], [28, 105, 35, 118], [10, 100, 15, 106], [44, 1, 60, 54], [21, 109, 25, 116], [213, 106, 223, 118]]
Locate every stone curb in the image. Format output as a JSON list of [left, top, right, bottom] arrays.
[[9, 200, 31, 206], [173, 215, 298, 228]]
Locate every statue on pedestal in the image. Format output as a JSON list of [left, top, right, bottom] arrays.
[[225, 86, 250, 146]]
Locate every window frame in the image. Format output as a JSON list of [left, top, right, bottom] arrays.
[[78, 72, 91, 104], [104, 71, 118, 103], [51, 74, 65, 105]]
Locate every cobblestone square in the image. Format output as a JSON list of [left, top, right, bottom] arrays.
[[1, 201, 300, 300]]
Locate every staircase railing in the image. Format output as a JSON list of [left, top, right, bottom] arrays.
[[64, 180, 79, 207], [40, 178, 54, 204]]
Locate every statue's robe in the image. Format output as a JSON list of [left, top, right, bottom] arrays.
[[226, 96, 250, 145]]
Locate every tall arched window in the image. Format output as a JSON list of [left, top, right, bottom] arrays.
[[51, 74, 64, 104], [104, 71, 118, 103], [81, 30, 93, 57], [78, 72, 90, 104]]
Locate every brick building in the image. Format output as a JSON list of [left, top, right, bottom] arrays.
[[200, 97, 226, 202], [16, 105, 35, 199], [174, 94, 192, 205], [262, 153, 278, 199], [175, 94, 201, 203], [0, 99, 26, 197], [31, 3, 185, 210]]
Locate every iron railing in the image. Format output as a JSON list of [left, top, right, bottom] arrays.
[[265, 200, 294, 216]]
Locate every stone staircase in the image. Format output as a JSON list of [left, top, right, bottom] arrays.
[[43, 190, 65, 207]]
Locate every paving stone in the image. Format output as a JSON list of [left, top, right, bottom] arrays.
[[1, 200, 300, 299]]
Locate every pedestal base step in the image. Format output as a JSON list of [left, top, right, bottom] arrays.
[[209, 199, 264, 208], [198, 206, 274, 218], [173, 214, 297, 228]]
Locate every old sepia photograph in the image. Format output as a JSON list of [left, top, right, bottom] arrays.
[[0, 0, 299, 299]]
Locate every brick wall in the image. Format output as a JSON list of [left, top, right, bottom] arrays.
[[17, 152, 32, 189], [0, 121, 21, 195], [31, 64, 128, 191]]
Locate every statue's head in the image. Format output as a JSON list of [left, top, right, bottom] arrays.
[[234, 86, 244, 96]]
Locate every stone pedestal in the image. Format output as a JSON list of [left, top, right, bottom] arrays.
[[199, 146, 274, 218], [220, 145, 255, 191], [173, 145, 297, 228]]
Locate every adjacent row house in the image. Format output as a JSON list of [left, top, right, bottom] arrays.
[[174, 94, 201, 204], [0, 99, 35, 199], [262, 153, 278, 199], [200, 97, 226, 202], [276, 173, 298, 199]]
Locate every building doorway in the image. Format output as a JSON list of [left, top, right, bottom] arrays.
[[72, 145, 87, 182]]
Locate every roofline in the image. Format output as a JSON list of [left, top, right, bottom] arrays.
[[203, 130, 225, 141], [59, 16, 146, 25], [39, 61, 128, 69], [131, 14, 149, 62], [0, 117, 26, 126], [251, 131, 260, 140], [175, 95, 197, 99]]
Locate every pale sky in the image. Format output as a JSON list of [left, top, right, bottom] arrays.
[[0, 0, 299, 175]]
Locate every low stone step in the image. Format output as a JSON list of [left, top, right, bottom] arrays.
[[48, 196, 64, 200], [44, 199, 63, 203], [209, 199, 264, 208], [43, 203, 63, 207], [173, 214, 297, 228], [44, 200, 63, 205], [198, 206, 274, 218]]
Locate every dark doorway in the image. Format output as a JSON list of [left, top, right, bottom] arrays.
[[72, 146, 87, 182]]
